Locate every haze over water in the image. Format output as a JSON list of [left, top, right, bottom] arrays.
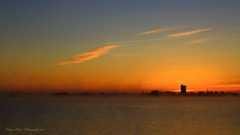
[[1, 97, 240, 135]]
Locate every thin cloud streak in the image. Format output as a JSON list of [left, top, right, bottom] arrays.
[[59, 45, 120, 65], [185, 37, 217, 44], [107, 35, 210, 45], [168, 28, 212, 37], [107, 35, 207, 45], [137, 26, 186, 36], [106, 38, 168, 44], [112, 53, 144, 57]]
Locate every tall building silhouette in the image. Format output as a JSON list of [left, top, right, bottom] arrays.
[[181, 84, 186, 94]]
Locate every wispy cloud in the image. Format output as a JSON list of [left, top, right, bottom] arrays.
[[137, 26, 186, 36], [184, 37, 217, 44], [112, 53, 144, 57], [106, 38, 167, 44], [168, 28, 212, 37], [107, 35, 208, 45], [59, 45, 120, 65]]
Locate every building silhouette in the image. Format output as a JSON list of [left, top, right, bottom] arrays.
[[181, 84, 186, 94]]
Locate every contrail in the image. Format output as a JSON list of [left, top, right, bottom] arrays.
[[168, 28, 212, 37], [107, 35, 209, 45], [137, 26, 187, 36], [106, 38, 168, 44]]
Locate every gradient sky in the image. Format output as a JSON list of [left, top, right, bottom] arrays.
[[1, 0, 240, 93]]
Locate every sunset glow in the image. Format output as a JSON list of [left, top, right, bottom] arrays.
[[0, 0, 240, 93]]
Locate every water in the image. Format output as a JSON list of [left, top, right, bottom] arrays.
[[1, 96, 240, 135]]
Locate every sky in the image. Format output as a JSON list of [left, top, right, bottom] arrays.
[[0, 0, 240, 93]]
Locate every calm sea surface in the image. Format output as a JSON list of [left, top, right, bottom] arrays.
[[1, 96, 240, 135]]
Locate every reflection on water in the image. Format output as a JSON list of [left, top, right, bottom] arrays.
[[1, 97, 240, 135]]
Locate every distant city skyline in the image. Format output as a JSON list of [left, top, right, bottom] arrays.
[[0, 0, 240, 93]]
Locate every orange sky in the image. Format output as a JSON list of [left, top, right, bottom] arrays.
[[1, 1, 240, 93]]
